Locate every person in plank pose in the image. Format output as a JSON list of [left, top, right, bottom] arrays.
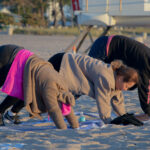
[[0, 44, 79, 129], [88, 35, 150, 117], [48, 52, 141, 125]]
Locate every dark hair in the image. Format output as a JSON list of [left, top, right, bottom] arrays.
[[111, 60, 138, 84]]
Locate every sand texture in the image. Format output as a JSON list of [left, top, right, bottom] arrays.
[[0, 34, 150, 150]]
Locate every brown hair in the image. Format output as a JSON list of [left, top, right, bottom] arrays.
[[111, 60, 138, 84]]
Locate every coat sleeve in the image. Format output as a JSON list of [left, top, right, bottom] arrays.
[[65, 107, 79, 128], [111, 91, 126, 116], [38, 66, 68, 129], [41, 78, 67, 129], [94, 75, 112, 124]]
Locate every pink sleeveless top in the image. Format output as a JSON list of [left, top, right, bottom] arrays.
[[106, 35, 115, 56], [147, 80, 150, 104], [1, 49, 71, 116], [1, 49, 34, 100]]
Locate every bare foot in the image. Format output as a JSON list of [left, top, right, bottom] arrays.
[[135, 114, 150, 121]]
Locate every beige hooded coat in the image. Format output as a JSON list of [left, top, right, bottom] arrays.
[[58, 53, 126, 123], [23, 55, 78, 129]]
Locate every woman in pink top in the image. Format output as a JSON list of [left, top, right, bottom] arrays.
[[0, 44, 25, 126], [0, 44, 78, 129]]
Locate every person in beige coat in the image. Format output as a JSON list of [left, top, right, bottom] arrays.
[[0, 47, 79, 129], [49, 53, 139, 124], [23, 55, 79, 129]]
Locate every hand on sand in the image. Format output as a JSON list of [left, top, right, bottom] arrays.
[[58, 92, 75, 106], [135, 113, 150, 121]]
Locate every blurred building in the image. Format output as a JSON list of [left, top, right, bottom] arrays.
[[45, 1, 72, 26], [0, 6, 21, 23]]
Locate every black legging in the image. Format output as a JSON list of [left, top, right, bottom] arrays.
[[48, 52, 65, 72], [0, 96, 24, 114], [0, 44, 25, 114]]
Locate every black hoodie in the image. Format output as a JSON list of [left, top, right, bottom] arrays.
[[106, 35, 150, 115]]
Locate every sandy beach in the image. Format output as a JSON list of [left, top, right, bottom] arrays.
[[0, 33, 150, 150]]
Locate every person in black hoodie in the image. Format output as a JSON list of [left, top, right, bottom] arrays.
[[88, 35, 150, 116]]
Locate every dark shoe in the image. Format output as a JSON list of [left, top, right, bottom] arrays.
[[0, 113, 5, 126], [4, 111, 21, 124]]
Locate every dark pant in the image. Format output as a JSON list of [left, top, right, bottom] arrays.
[[88, 36, 108, 61], [48, 52, 65, 72], [0, 44, 25, 114], [0, 96, 24, 114]]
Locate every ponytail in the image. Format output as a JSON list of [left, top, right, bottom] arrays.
[[111, 60, 138, 84], [111, 60, 124, 71]]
